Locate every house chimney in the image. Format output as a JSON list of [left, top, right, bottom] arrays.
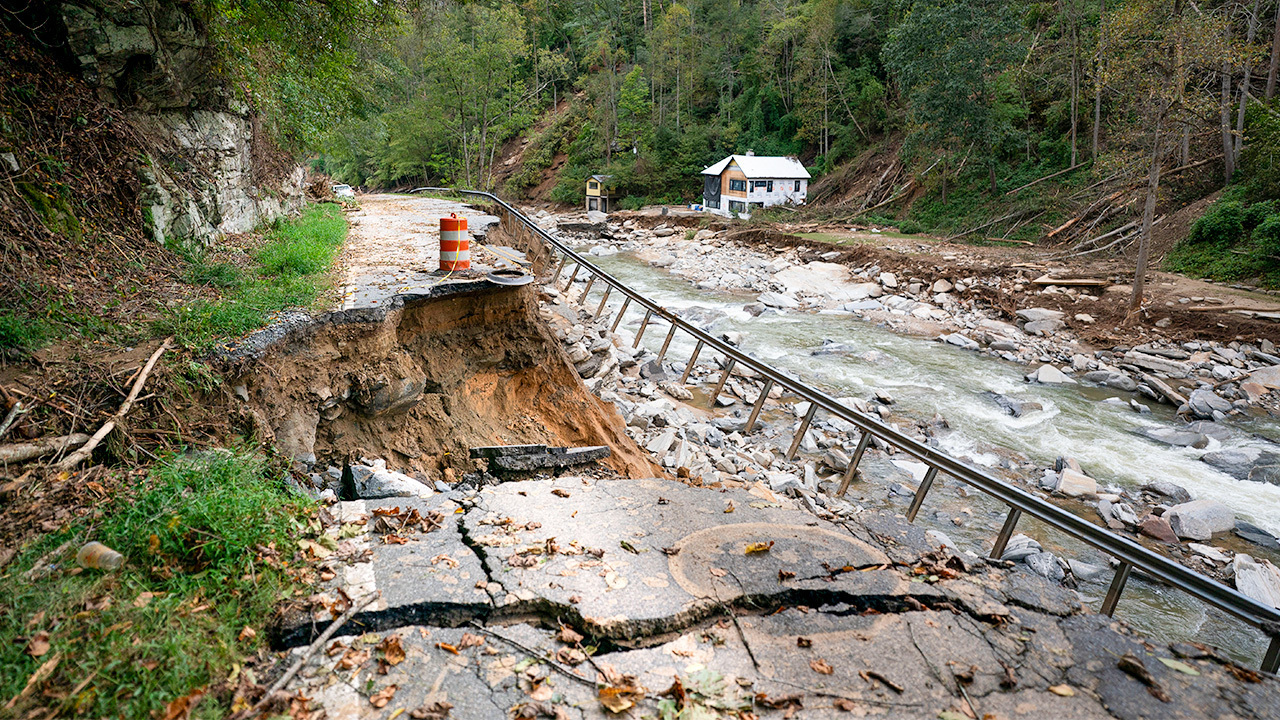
[[745, 150, 755, 156]]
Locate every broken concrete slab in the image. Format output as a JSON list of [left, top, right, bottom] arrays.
[[276, 495, 492, 646], [470, 444, 612, 472], [463, 477, 895, 640]]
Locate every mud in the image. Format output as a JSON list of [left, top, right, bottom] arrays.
[[219, 280, 657, 484]]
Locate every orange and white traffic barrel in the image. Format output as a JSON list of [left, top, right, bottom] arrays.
[[440, 213, 470, 271]]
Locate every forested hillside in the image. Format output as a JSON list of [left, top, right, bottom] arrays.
[[314, 0, 1280, 288]]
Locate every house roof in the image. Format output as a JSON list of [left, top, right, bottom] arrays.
[[589, 174, 612, 182], [701, 155, 810, 179]]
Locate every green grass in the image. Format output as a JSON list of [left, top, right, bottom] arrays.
[[157, 203, 347, 349], [0, 310, 51, 354], [0, 450, 312, 719]]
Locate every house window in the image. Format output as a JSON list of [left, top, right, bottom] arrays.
[[794, 180, 802, 192], [729, 179, 746, 192], [729, 200, 747, 213], [588, 182, 597, 190], [705, 198, 719, 209]]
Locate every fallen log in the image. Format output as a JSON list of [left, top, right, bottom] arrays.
[[0, 433, 91, 464], [1030, 275, 1111, 286], [55, 339, 170, 472], [1004, 161, 1088, 196], [1141, 373, 1188, 407]]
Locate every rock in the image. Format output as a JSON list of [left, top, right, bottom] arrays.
[[659, 381, 693, 401], [1235, 520, 1280, 549], [1112, 502, 1139, 526], [232, 384, 250, 402], [1074, 313, 1095, 323], [942, 333, 979, 350], [1165, 499, 1236, 540], [924, 529, 956, 550], [1130, 399, 1151, 413], [355, 461, 434, 499], [1123, 351, 1192, 378], [1140, 515, 1178, 543], [1187, 388, 1233, 419], [1025, 552, 1066, 582], [758, 291, 800, 309], [1140, 480, 1192, 504], [983, 392, 1043, 417], [721, 331, 744, 346], [1188, 543, 1231, 563], [1015, 308, 1065, 323], [1135, 427, 1210, 449], [275, 409, 318, 467], [1024, 318, 1065, 336], [1055, 468, 1097, 497], [743, 302, 767, 316], [931, 279, 954, 293], [1068, 559, 1110, 583], [1240, 382, 1268, 403], [1083, 370, 1139, 392], [1027, 364, 1077, 385], [1201, 447, 1280, 484], [823, 447, 851, 472], [646, 430, 677, 455], [1249, 364, 1280, 389], [879, 272, 898, 288], [1001, 534, 1043, 563], [1232, 554, 1280, 608]]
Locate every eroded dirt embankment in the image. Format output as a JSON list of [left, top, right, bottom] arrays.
[[220, 282, 657, 483]]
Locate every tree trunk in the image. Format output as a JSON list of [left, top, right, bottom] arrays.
[[1267, 2, 1280, 100], [1235, 0, 1263, 167], [1129, 109, 1165, 319], [1222, 57, 1236, 181], [1070, 23, 1079, 166], [1092, 0, 1105, 159]]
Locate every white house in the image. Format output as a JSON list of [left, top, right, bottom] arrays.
[[700, 152, 810, 218]]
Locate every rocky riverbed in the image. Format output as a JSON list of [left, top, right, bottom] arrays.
[[529, 208, 1280, 641]]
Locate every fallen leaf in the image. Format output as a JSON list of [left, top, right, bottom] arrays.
[[133, 592, 155, 609], [147, 534, 160, 554], [598, 681, 645, 713], [723, 501, 735, 513], [745, 541, 774, 554], [5, 652, 60, 710], [139, 659, 159, 670], [833, 698, 859, 711], [556, 647, 587, 665], [509, 555, 539, 569], [619, 540, 642, 554], [778, 569, 796, 581], [709, 567, 727, 577], [369, 684, 398, 708], [409, 701, 453, 719], [85, 596, 112, 611], [436, 642, 459, 655], [754, 692, 803, 710], [25, 631, 50, 657], [1117, 653, 1169, 701], [938, 712, 970, 720], [162, 687, 206, 720], [1048, 684, 1075, 697], [238, 626, 257, 643], [810, 659, 834, 675], [529, 683, 554, 702], [1157, 657, 1200, 676], [605, 571, 628, 589], [337, 648, 370, 670], [859, 669, 904, 693], [556, 626, 584, 644], [796, 636, 812, 648], [380, 635, 406, 666], [551, 489, 571, 498], [458, 633, 484, 649]]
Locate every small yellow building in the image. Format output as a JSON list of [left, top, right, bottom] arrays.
[[585, 174, 613, 213]]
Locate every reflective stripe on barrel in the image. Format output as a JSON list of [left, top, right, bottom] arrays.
[[439, 213, 470, 271]]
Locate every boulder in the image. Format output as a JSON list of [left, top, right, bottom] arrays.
[[983, 391, 1043, 417], [1188, 543, 1231, 563], [1135, 427, 1210, 449], [1055, 468, 1097, 497], [1025, 552, 1066, 582], [1201, 447, 1280, 485], [1165, 499, 1236, 540], [1123, 351, 1192, 378], [1232, 554, 1280, 608], [1140, 515, 1178, 543], [1140, 480, 1192, 504], [931, 279, 954, 293], [1068, 559, 1110, 583], [1027, 364, 1077, 385], [942, 333, 980, 350], [925, 529, 957, 550], [1249, 364, 1280, 390], [1024, 318, 1065, 336], [879, 272, 898, 288], [1187, 389, 1233, 419], [1015, 308, 1066, 323], [758, 292, 800, 309], [1083, 370, 1139, 392], [1235, 520, 1280, 549]]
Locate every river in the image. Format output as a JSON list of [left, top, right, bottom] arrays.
[[584, 248, 1280, 667]]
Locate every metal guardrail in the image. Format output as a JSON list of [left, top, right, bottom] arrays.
[[413, 187, 1280, 673]]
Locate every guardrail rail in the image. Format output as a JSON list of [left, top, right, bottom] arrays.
[[413, 186, 1280, 673]]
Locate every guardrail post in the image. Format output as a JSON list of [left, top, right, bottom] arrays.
[[579, 273, 596, 304], [1100, 563, 1132, 617], [593, 286, 612, 320], [633, 309, 653, 348], [551, 256, 567, 283], [610, 297, 631, 333], [786, 404, 819, 460], [711, 358, 736, 402], [744, 379, 774, 433], [562, 263, 580, 290], [679, 340, 704, 384], [989, 508, 1022, 560], [1264, 633, 1280, 674], [836, 432, 872, 497], [905, 467, 939, 523], [655, 324, 678, 366]]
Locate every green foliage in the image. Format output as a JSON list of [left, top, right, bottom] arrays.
[[1167, 191, 1280, 287], [1241, 103, 1280, 202], [1186, 199, 1245, 247], [0, 311, 50, 354], [157, 203, 346, 349], [0, 450, 310, 719]]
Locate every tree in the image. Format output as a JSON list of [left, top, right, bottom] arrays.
[[882, 0, 1021, 194]]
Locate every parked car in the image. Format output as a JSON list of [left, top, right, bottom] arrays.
[[331, 184, 356, 199]]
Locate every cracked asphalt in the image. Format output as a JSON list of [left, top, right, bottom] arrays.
[[277, 477, 1280, 718]]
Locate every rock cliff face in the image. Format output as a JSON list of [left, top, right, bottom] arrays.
[[53, 0, 304, 246]]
